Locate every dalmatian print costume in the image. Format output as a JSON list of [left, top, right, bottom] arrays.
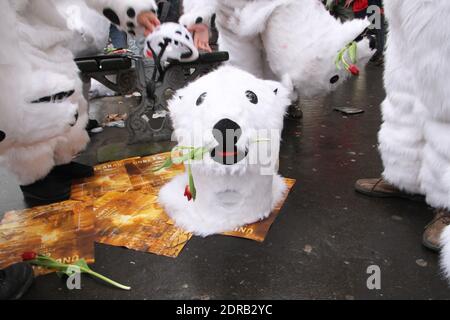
[[0, 0, 157, 186]]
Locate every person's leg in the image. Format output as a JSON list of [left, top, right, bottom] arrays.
[[218, 31, 265, 78], [375, 12, 386, 59], [368, 0, 385, 62], [358, 0, 450, 255], [419, 96, 450, 252], [216, 13, 265, 78], [413, 1, 450, 250], [356, 9, 425, 197], [109, 24, 128, 49]]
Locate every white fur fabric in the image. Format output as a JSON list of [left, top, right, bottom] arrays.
[[441, 226, 450, 281], [179, 0, 217, 28], [56, 0, 110, 57], [380, 0, 450, 206], [159, 66, 290, 236], [377, 1, 450, 279], [86, 0, 157, 37], [181, 0, 375, 98], [0, 0, 154, 185]]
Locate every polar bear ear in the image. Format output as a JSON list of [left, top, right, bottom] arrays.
[[265, 80, 291, 100], [167, 93, 183, 114], [264, 79, 292, 114]]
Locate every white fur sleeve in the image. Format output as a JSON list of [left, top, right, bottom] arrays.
[[84, 0, 157, 36], [235, 0, 292, 37], [179, 0, 217, 28]]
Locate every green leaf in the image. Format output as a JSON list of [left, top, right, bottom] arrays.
[[172, 151, 193, 164], [74, 259, 91, 271], [152, 157, 173, 172], [192, 147, 208, 161], [335, 48, 345, 70], [30, 254, 131, 291], [31, 260, 68, 272], [251, 139, 270, 144], [349, 41, 358, 64], [188, 164, 197, 201]]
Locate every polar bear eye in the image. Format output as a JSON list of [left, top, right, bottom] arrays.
[[245, 91, 258, 104], [196, 92, 207, 106]]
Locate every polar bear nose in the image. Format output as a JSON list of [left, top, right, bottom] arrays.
[[211, 119, 246, 165], [213, 119, 242, 141]]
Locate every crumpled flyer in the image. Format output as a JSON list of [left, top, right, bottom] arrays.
[[71, 158, 139, 201], [94, 191, 192, 258], [1, 153, 295, 266], [0, 201, 95, 274]]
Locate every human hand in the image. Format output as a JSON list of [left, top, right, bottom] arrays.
[[137, 11, 161, 36], [188, 23, 212, 52]]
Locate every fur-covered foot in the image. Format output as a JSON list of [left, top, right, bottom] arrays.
[[50, 162, 94, 180], [20, 175, 72, 203]]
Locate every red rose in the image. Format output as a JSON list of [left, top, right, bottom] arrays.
[[348, 64, 360, 76], [22, 251, 37, 261], [184, 185, 193, 201]]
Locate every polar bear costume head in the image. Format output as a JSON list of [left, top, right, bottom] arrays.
[[159, 66, 291, 236]]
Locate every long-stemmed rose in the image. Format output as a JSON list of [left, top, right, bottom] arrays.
[[153, 146, 209, 202], [154, 140, 271, 202], [22, 252, 131, 291], [335, 41, 360, 76]]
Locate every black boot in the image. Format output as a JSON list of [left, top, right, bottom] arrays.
[[20, 174, 72, 203], [86, 119, 100, 132], [287, 101, 303, 119], [50, 162, 94, 180], [0, 263, 34, 300]]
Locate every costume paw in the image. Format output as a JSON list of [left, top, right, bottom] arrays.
[[97, 0, 158, 36], [179, 10, 214, 29]]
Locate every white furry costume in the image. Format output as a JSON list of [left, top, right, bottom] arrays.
[[0, 0, 157, 185], [180, 0, 375, 99], [159, 66, 290, 236], [56, 0, 110, 57], [376, 1, 450, 279]]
